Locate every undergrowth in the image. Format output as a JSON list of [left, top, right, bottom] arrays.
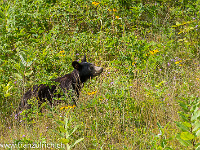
[[0, 0, 200, 149]]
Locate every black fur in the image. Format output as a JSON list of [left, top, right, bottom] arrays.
[[18, 55, 103, 110]]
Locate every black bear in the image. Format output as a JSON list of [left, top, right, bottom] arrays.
[[19, 55, 103, 110]]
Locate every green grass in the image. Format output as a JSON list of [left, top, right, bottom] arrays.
[[0, 0, 200, 149]]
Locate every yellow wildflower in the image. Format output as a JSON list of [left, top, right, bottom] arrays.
[[175, 61, 179, 64], [60, 105, 76, 110], [60, 106, 66, 110], [59, 50, 65, 54], [113, 8, 117, 12], [95, 2, 100, 6], [92, 2, 100, 6], [108, 9, 112, 11], [149, 49, 159, 55], [174, 60, 182, 66], [175, 60, 182, 64], [88, 91, 97, 95], [153, 49, 159, 53], [116, 16, 119, 19], [149, 51, 154, 54], [132, 62, 136, 65]]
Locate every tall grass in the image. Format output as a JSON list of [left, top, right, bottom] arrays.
[[0, 0, 200, 149]]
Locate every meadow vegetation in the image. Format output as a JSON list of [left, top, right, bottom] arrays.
[[0, 0, 200, 149]]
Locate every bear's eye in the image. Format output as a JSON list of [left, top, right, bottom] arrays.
[[89, 66, 94, 70]]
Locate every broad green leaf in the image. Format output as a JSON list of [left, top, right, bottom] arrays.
[[176, 122, 189, 132], [176, 133, 192, 146], [179, 113, 189, 122], [193, 121, 200, 132], [192, 112, 198, 121], [194, 109, 200, 119], [196, 129, 200, 137], [180, 132, 194, 140], [182, 122, 192, 128]]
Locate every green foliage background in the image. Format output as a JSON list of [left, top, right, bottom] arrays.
[[0, 0, 200, 149]]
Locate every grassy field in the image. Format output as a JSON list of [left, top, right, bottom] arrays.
[[0, 0, 200, 149]]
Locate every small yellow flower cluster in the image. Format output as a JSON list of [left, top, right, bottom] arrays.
[[132, 62, 136, 65], [92, 2, 100, 6], [108, 8, 117, 12], [175, 60, 182, 64], [60, 105, 76, 110], [149, 49, 159, 55], [88, 91, 97, 95], [59, 50, 65, 57], [59, 50, 65, 54], [175, 60, 182, 66], [116, 16, 119, 19]]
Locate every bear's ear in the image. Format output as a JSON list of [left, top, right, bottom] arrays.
[[72, 61, 81, 70], [82, 54, 86, 62]]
